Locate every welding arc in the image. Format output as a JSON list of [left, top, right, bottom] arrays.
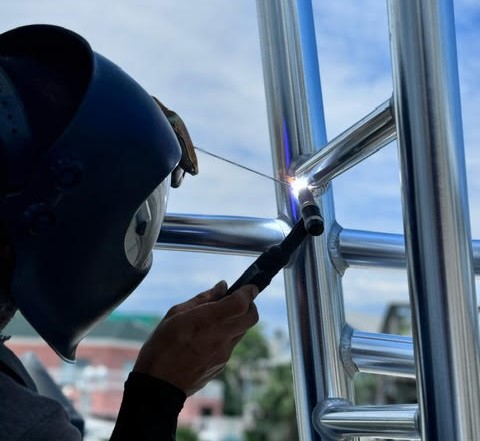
[[225, 220, 308, 296], [195, 145, 324, 295]]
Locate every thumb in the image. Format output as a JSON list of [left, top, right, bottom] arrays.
[[164, 280, 228, 319], [184, 280, 228, 306], [209, 280, 228, 300]]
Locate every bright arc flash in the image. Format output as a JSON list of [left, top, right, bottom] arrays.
[[289, 176, 309, 197]]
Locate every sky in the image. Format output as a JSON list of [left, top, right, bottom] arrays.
[[1, 0, 479, 335]]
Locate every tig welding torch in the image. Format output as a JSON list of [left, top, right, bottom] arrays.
[[225, 188, 323, 296]]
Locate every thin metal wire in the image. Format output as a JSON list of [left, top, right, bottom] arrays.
[[194, 145, 292, 189]]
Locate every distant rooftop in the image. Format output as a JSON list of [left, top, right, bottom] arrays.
[[4, 312, 161, 343]]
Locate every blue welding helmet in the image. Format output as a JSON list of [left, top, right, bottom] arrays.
[[0, 25, 186, 360]]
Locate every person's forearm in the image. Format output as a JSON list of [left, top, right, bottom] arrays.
[[110, 371, 186, 441]]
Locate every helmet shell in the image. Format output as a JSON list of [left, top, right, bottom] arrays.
[[0, 25, 181, 360]]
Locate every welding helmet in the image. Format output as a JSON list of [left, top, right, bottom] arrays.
[[0, 25, 196, 360]]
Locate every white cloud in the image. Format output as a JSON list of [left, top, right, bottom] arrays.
[[1, 0, 479, 333]]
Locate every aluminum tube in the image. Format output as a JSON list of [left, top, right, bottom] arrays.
[[257, 1, 354, 440], [335, 228, 406, 273], [157, 218, 480, 276], [295, 99, 395, 190], [337, 229, 480, 273], [314, 402, 420, 440], [387, 1, 480, 440], [342, 327, 415, 378], [156, 214, 289, 256]]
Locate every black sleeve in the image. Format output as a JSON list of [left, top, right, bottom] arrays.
[[110, 371, 187, 441]]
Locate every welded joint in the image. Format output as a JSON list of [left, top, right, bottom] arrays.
[[313, 399, 421, 440], [328, 222, 348, 275], [312, 398, 353, 441], [339, 324, 358, 378], [312, 181, 331, 195]]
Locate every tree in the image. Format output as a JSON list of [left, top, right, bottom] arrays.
[[231, 325, 270, 363], [176, 426, 200, 441], [221, 325, 270, 416], [245, 363, 298, 441]]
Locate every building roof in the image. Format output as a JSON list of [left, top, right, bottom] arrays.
[[4, 312, 160, 342], [88, 315, 156, 342]]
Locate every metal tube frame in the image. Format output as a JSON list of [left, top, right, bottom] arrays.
[[387, 1, 480, 440], [313, 400, 420, 440], [295, 98, 395, 190], [255, 1, 353, 440], [342, 326, 415, 379], [158, 217, 480, 274], [154, 0, 480, 439]]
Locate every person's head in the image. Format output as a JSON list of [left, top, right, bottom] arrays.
[[0, 25, 195, 360]]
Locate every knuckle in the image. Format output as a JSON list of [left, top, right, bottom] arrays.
[[248, 304, 259, 326], [166, 305, 181, 317], [232, 293, 251, 313], [218, 347, 234, 364], [196, 291, 210, 301]]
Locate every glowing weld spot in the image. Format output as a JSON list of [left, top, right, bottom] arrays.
[[288, 176, 309, 197]]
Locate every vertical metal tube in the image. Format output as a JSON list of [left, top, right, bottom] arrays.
[[387, 1, 480, 440], [256, 1, 354, 440]]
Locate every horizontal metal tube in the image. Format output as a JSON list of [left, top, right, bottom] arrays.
[[315, 401, 420, 440], [338, 228, 480, 274], [157, 217, 480, 275], [156, 214, 289, 256], [343, 327, 415, 378], [295, 99, 395, 190]]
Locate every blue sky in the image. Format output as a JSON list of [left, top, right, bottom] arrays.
[[2, 0, 479, 334]]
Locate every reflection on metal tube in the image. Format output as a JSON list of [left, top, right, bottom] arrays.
[[342, 327, 415, 378], [337, 228, 480, 274], [314, 401, 420, 440], [338, 228, 480, 275], [257, 0, 353, 440], [158, 218, 480, 277], [156, 214, 289, 256], [333, 228, 406, 273], [295, 99, 395, 190], [388, 0, 480, 440]]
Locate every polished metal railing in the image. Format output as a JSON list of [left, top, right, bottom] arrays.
[[157, 0, 480, 440]]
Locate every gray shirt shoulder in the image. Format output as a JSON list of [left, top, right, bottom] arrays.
[[0, 370, 81, 441]]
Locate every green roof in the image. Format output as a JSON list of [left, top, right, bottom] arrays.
[[4, 312, 161, 342]]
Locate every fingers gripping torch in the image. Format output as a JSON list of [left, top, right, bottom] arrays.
[[225, 187, 324, 296]]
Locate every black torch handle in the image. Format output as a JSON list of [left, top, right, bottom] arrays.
[[225, 220, 309, 296]]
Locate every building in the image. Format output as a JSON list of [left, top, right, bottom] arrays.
[[5, 312, 154, 418], [4, 312, 226, 438], [374, 303, 417, 405]]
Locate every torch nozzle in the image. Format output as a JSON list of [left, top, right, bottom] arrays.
[[223, 186, 324, 297], [298, 188, 324, 236]]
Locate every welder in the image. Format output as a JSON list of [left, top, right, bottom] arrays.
[[0, 25, 259, 440]]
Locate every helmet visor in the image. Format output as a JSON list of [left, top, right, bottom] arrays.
[[124, 178, 169, 270]]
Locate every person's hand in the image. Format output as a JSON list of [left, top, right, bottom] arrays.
[[133, 281, 259, 396]]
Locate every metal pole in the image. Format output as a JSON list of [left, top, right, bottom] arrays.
[[157, 216, 480, 274], [387, 1, 480, 440], [336, 228, 480, 273], [256, 1, 354, 440], [156, 214, 289, 255], [314, 402, 420, 440], [332, 228, 407, 273], [342, 327, 415, 378], [295, 99, 395, 190]]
